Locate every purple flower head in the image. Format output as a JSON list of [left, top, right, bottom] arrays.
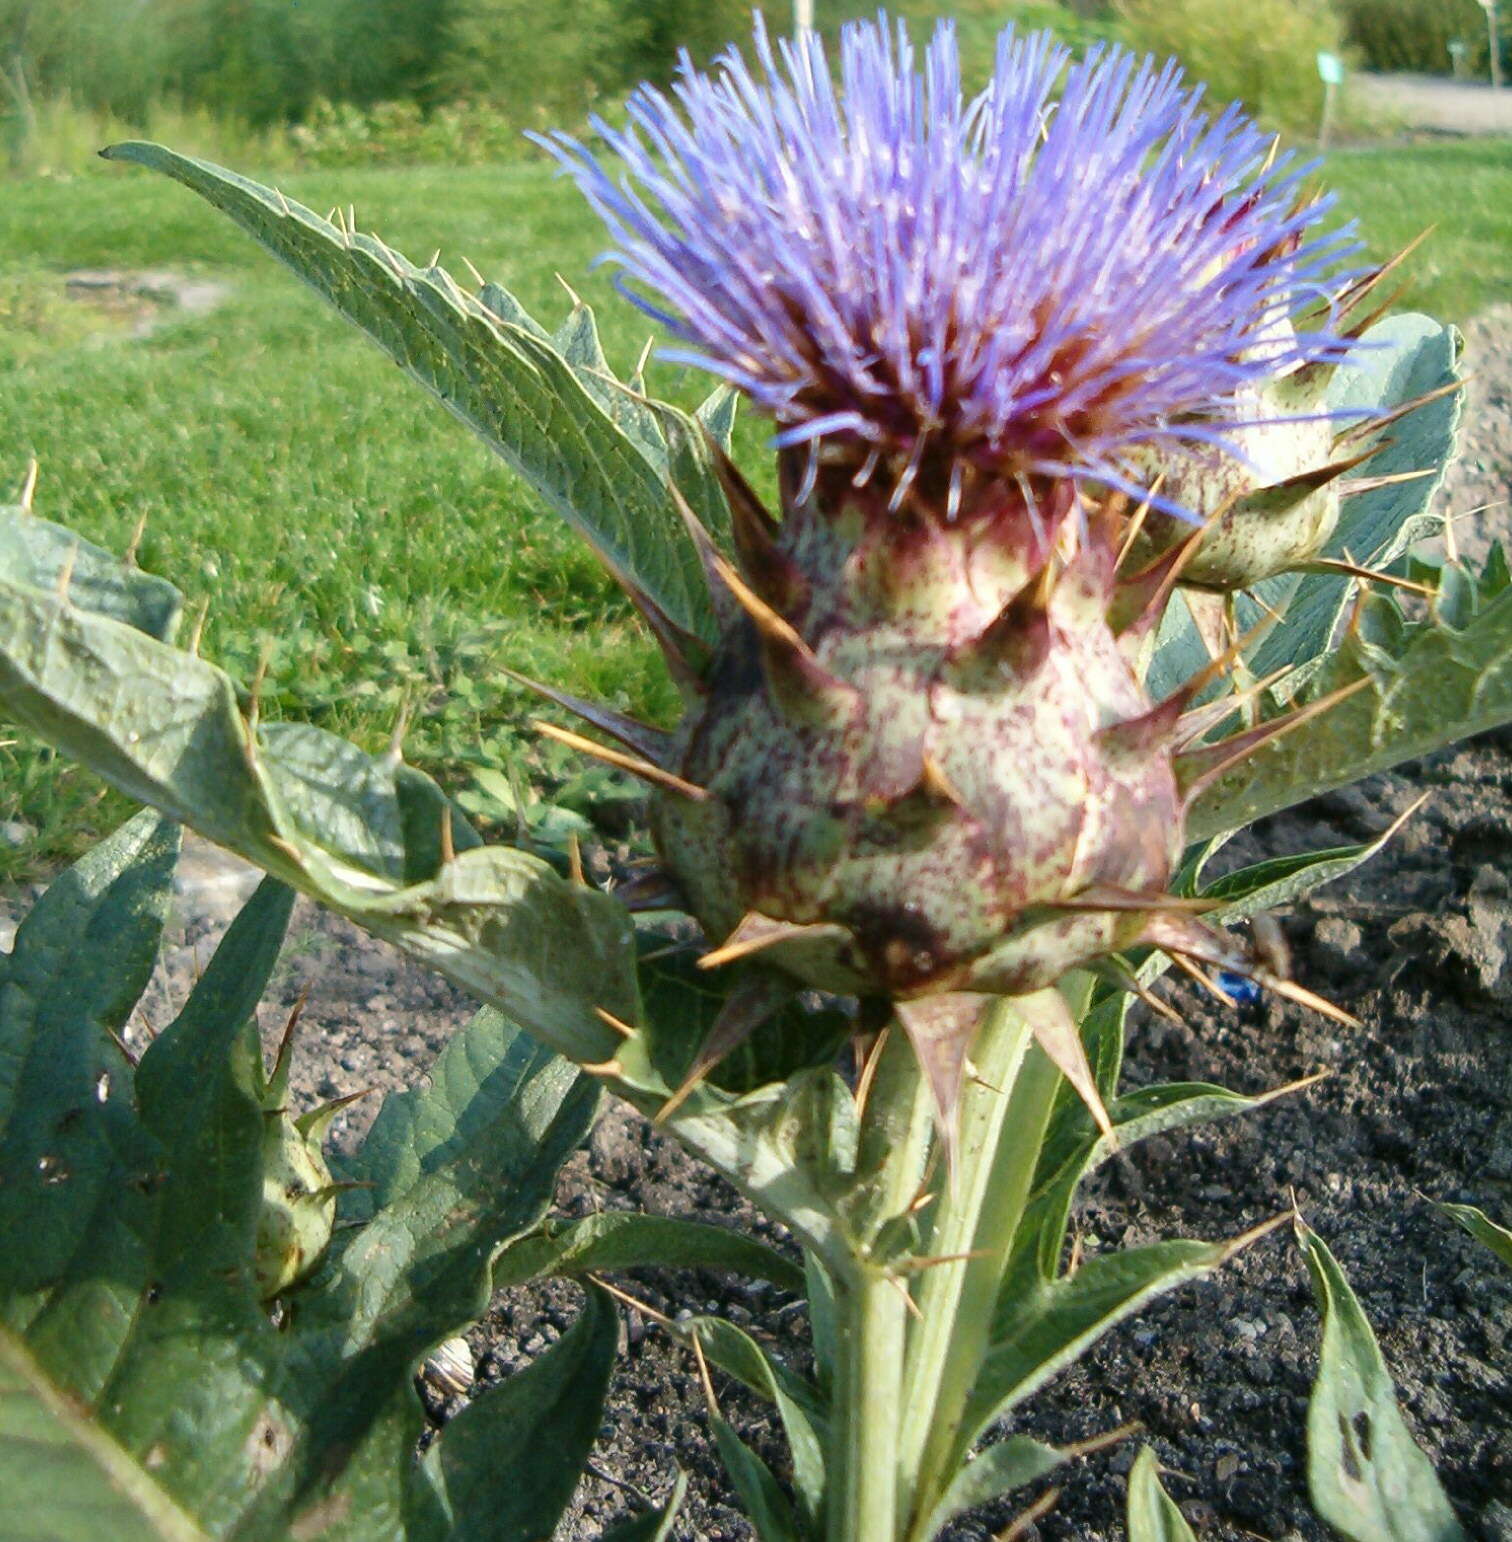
[[539, 13, 1356, 518]]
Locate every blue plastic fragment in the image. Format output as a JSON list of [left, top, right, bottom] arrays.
[[1217, 970, 1263, 1005]]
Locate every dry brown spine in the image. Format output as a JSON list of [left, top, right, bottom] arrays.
[[532, 719, 709, 801]]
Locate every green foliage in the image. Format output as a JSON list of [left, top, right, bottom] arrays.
[[287, 96, 529, 167], [1430, 1200, 1512, 1270], [1336, 0, 1506, 77], [432, 0, 640, 129], [1147, 312, 1463, 704], [1116, 0, 1347, 135], [1126, 1448, 1199, 1542], [0, 810, 624, 1539], [1297, 1219, 1467, 1542], [1191, 547, 1512, 840], [0, 1328, 208, 1542]]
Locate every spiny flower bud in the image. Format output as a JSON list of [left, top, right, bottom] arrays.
[[251, 1003, 360, 1301]]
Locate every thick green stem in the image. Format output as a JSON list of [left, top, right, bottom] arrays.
[[895, 991, 1068, 1540], [829, 1260, 909, 1542], [827, 1024, 934, 1542]]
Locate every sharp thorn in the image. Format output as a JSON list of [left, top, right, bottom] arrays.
[[579, 1057, 624, 1078], [1176, 676, 1372, 797], [895, 993, 993, 1178], [588, 1273, 675, 1329], [1258, 974, 1361, 1028], [1023, 987, 1115, 1142], [460, 254, 486, 288], [1175, 666, 1292, 747], [594, 1006, 637, 1039], [1110, 524, 1203, 638], [1296, 557, 1434, 596], [891, 1247, 995, 1275], [998, 1487, 1062, 1540], [1338, 467, 1436, 498], [1333, 378, 1463, 450], [689, 1328, 720, 1416], [1115, 471, 1165, 567], [439, 802, 456, 866], [54, 539, 78, 602], [427, 249, 441, 270], [383, 694, 413, 770], [1340, 279, 1413, 342], [533, 719, 708, 802], [245, 638, 274, 735], [1167, 950, 1239, 1007], [654, 974, 789, 1123], [1221, 1210, 1291, 1262], [186, 596, 210, 658], [501, 666, 676, 765], [1334, 226, 1434, 321], [852, 1025, 890, 1125], [269, 987, 309, 1098], [918, 751, 966, 807], [595, 550, 709, 700], [886, 1274, 924, 1321], [698, 911, 848, 971], [17, 457, 38, 512], [567, 832, 586, 888]]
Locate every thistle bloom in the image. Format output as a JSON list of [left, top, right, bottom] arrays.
[[530, 16, 1368, 1127], [540, 14, 1355, 517]]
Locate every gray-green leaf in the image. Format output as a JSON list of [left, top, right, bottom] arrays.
[[0, 565, 639, 1067], [1430, 1200, 1512, 1269], [492, 1211, 804, 1294], [1126, 1448, 1198, 1542], [599, 1472, 689, 1542], [1190, 563, 1512, 841], [1297, 1219, 1467, 1542], [0, 503, 182, 642], [101, 142, 729, 645], [0, 1327, 207, 1542], [417, 1288, 619, 1542], [922, 1434, 1071, 1536]]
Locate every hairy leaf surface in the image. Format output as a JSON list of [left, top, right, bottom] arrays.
[[101, 142, 729, 645]]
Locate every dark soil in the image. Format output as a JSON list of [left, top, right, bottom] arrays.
[[7, 310, 1512, 1539]]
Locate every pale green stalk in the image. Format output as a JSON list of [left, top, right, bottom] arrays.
[[895, 990, 1069, 1539], [828, 1024, 935, 1542]]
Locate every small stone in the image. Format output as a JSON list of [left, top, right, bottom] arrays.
[[1312, 916, 1366, 975], [0, 819, 35, 848]]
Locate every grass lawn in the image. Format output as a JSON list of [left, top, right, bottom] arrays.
[[1, 138, 1509, 879]]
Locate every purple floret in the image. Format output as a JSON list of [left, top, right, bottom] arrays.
[[537, 13, 1357, 514]]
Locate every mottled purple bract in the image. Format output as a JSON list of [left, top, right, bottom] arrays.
[[539, 14, 1355, 512]]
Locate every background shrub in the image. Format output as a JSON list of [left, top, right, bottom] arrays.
[[1116, 0, 1347, 136], [1336, 0, 1509, 78]]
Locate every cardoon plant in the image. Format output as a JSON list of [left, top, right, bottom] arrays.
[[0, 12, 1491, 1541]]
